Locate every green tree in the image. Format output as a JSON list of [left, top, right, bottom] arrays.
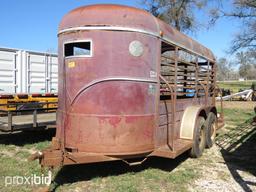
[[235, 51, 256, 79], [142, 0, 209, 33], [210, 0, 256, 53], [217, 57, 235, 81]]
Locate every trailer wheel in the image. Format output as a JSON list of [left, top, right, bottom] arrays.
[[205, 112, 217, 148], [190, 116, 206, 158]]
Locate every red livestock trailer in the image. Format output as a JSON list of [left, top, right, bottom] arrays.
[[35, 4, 224, 167]]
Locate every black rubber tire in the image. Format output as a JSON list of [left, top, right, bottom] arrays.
[[190, 116, 206, 158], [205, 112, 217, 148]]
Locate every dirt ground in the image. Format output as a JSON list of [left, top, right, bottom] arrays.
[[217, 101, 255, 110]]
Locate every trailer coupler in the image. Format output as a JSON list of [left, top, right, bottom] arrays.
[[29, 137, 64, 168]]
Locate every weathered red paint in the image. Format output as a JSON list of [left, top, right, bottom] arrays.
[[59, 4, 215, 61], [38, 4, 220, 167]]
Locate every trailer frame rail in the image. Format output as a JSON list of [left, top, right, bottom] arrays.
[[0, 102, 57, 132]]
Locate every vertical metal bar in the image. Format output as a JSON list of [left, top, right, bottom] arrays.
[[212, 62, 216, 105], [171, 47, 178, 151], [62, 57, 66, 151], [183, 55, 187, 94], [155, 41, 161, 149], [13, 53, 17, 93], [45, 54, 48, 93], [159, 75, 175, 151], [8, 111, 13, 132], [194, 56, 198, 99], [49, 55, 53, 93], [27, 53, 31, 93], [47, 101, 49, 112], [206, 60, 210, 104], [19, 50, 25, 93], [33, 110, 37, 128]]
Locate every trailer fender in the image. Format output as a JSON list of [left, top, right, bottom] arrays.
[[180, 106, 207, 140]]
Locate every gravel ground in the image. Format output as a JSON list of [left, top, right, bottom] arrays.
[[217, 101, 255, 110]]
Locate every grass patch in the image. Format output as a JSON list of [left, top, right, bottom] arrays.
[[0, 156, 42, 192], [221, 108, 254, 125], [0, 130, 54, 192], [168, 168, 198, 184], [15, 150, 31, 159], [31, 140, 50, 150]]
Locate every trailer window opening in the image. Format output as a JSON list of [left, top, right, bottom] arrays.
[[64, 41, 92, 57]]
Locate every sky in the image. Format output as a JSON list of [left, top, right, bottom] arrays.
[[0, 0, 240, 59]]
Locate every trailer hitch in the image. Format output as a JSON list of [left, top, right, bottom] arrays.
[[28, 151, 43, 161], [28, 137, 64, 168]]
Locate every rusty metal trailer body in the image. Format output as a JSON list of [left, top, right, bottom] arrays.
[[39, 4, 223, 167]]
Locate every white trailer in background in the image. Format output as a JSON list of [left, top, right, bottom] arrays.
[[0, 47, 58, 94]]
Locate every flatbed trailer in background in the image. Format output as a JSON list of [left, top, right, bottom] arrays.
[[0, 93, 57, 112], [0, 94, 57, 132]]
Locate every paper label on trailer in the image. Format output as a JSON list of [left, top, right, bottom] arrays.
[[68, 61, 76, 68], [148, 84, 156, 95], [150, 71, 157, 78]]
